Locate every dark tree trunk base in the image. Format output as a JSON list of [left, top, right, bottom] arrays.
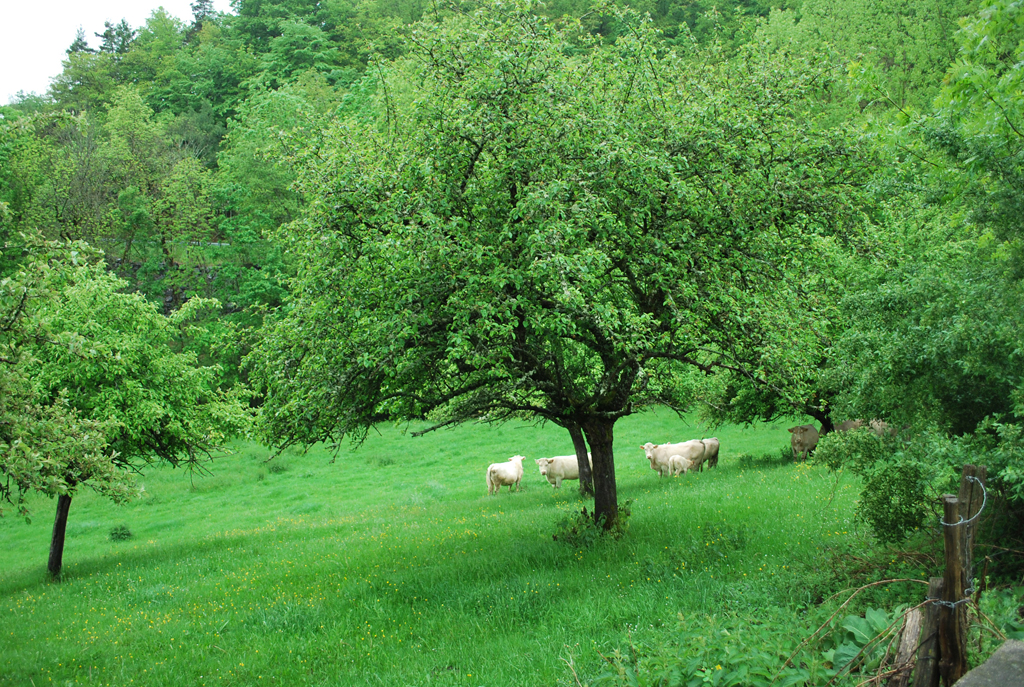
[[48, 494, 72, 579], [568, 422, 594, 497], [809, 406, 834, 436], [582, 418, 617, 530]]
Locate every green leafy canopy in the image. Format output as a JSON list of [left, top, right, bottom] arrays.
[[249, 1, 870, 531], [1, 237, 251, 517]]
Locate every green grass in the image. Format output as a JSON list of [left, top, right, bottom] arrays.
[[1, 410, 885, 686]]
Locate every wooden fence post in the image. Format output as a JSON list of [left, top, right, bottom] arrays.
[[888, 607, 921, 687], [956, 465, 987, 596], [913, 577, 943, 687], [911, 466, 986, 687], [938, 495, 967, 686]]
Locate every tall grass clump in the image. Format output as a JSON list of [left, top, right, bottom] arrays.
[[553, 500, 633, 547]]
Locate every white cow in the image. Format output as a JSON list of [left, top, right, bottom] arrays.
[[668, 454, 693, 476], [486, 455, 526, 495], [535, 453, 592, 489], [702, 437, 720, 469], [642, 440, 715, 477]]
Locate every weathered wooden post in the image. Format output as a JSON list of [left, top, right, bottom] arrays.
[[911, 466, 986, 687], [888, 607, 922, 687], [913, 577, 943, 687], [938, 495, 967, 685], [956, 465, 987, 599]]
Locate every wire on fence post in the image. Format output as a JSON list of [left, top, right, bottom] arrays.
[[938, 476, 987, 528], [926, 476, 986, 610]]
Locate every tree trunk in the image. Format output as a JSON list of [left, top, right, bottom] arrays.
[[48, 494, 72, 579], [807, 405, 834, 436], [582, 417, 617, 530], [568, 422, 594, 497]]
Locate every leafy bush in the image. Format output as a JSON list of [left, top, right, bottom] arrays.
[[109, 524, 133, 541], [821, 606, 904, 677], [268, 462, 288, 474], [591, 604, 914, 687], [814, 429, 959, 543], [553, 500, 632, 548], [980, 586, 1024, 642], [816, 417, 1024, 580], [591, 610, 819, 687], [972, 419, 1024, 505]]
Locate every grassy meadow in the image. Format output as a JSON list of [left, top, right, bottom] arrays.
[[1, 410, 912, 686]]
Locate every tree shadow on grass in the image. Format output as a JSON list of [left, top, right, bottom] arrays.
[[735, 446, 795, 470], [0, 521, 334, 595]]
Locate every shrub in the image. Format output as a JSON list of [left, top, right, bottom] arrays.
[[591, 610, 821, 687], [815, 419, 1024, 579], [972, 419, 1024, 504], [593, 604, 916, 687], [856, 460, 931, 544], [109, 524, 133, 541], [821, 606, 905, 677], [980, 586, 1024, 642], [268, 462, 288, 474], [814, 429, 960, 544], [553, 500, 632, 548]]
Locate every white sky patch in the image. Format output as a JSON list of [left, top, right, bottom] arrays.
[[1, 0, 234, 104]]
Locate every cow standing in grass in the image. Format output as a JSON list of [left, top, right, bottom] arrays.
[[643, 439, 718, 477], [788, 424, 819, 461], [536, 453, 592, 489], [642, 441, 699, 476], [702, 438, 720, 469], [486, 455, 526, 495]]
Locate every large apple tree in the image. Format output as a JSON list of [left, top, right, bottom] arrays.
[[249, 2, 868, 529]]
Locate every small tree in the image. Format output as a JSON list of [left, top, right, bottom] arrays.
[[66, 27, 96, 56], [250, 2, 867, 529], [96, 20, 136, 56], [1, 241, 127, 523], [0, 237, 250, 577]]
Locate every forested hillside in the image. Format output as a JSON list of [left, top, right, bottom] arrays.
[[0, 0, 981, 326], [2, 0, 1022, 591]]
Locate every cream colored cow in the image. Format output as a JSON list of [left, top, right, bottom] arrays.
[[535, 453, 592, 489], [486, 455, 526, 495], [642, 440, 705, 477]]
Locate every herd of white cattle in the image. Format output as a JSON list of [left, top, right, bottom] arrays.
[[485, 419, 899, 494], [484, 437, 721, 495]]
